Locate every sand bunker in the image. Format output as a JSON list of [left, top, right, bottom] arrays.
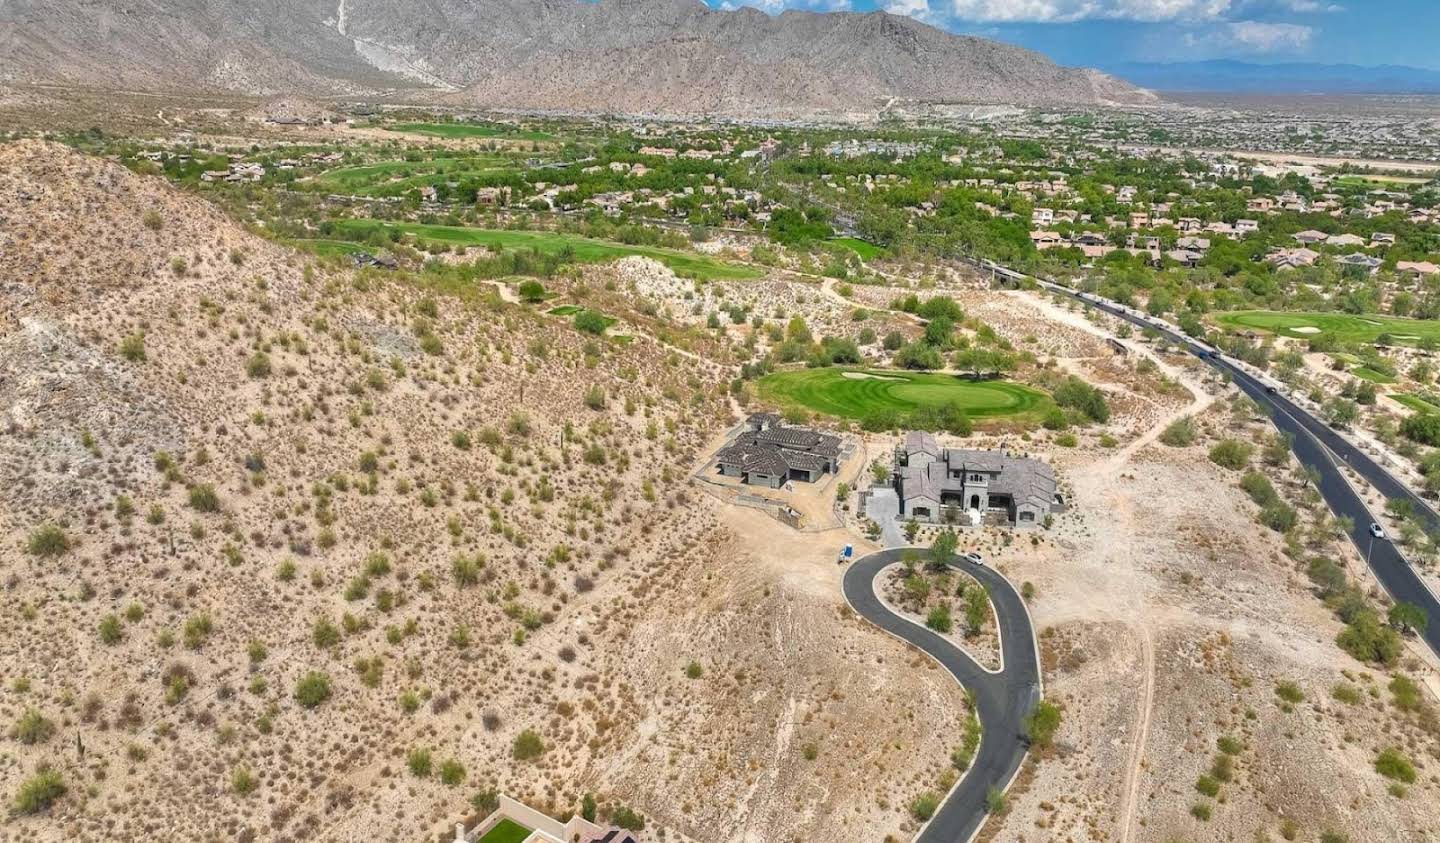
[[842, 371, 904, 381]]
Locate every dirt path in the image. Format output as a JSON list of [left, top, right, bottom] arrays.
[[1117, 627, 1155, 843]]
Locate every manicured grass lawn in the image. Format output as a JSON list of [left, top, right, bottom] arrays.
[[1214, 311, 1440, 346], [388, 122, 555, 142], [1352, 366, 1396, 384], [1335, 173, 1431, 187], [756, 368, 1050, 423], [287, 238, 367, 257], [829, 237, 884, 261], [1391, 393, 1440, 413], [475, 819, 532, 843], [331, 220, 762, 281], [547, 305, 583, 316]]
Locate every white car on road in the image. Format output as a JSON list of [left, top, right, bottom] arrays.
[[1369, 522, 1387, 540], [962, 552, 984, 566]]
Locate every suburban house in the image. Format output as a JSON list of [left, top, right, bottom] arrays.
[[893, 432, 1059, 529], [1293, 229, 1330, 245], [1398, 261, 1440, 279], [1267, 247, 1320, 270], [715, 414, 842, 488], [458, 794, 638, 843]]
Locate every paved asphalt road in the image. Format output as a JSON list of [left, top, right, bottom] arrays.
[[992, 263, 1440, 658], [843, 548, 1041, 843]]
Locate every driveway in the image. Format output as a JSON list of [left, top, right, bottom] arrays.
[[843, 548, 1042, 843], [864, 487, 906, 548]]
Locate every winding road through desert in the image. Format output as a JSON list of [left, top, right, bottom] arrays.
[[842, 548, 1042, 843]]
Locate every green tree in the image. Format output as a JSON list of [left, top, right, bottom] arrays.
[[1389, 601, 1428, 635], [930, 530, 958, 572]]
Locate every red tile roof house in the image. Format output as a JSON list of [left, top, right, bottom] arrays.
[[458, 794, 639, 843]]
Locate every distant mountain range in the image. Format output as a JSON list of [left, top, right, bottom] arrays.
[[1104, 60, 1440, 95], [0, 0, 1154, 117]]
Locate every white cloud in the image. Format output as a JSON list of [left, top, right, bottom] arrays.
[[1184, 19, 1313, 52], [946, 0, 1233, 23], [1266, 0, 1341, 11], [885, 0, 941, 21]]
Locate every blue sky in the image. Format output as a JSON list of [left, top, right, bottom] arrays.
[[707, 0, 1440, 70]]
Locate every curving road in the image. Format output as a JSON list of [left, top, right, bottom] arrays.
[[843, 548, 1042, 843], [967, 256, 1440, 659]]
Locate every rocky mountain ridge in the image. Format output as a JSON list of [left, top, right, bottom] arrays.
[[0, 0, 1154, 116]]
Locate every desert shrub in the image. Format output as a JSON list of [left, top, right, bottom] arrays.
[[245, 352, 272, 378], [438, 759, 466, 786], [1274, 680, 1304, 704], [119, 332, 146, 362], [1195, 775, 1220, 797], [1216, 735, 1243, 755], [610, 805, 646, 831], [98, 614, 124, 645], [452, 555, 482, 586], [1240, 472, 1278, 507], [1208, 439, 1253, 470], [11, 709, 55, 745], [910, 792, 939, 821], [188, 484, 221, 512], [13, 769, 65, 814], [1390, 674, 1423, 711], [312, 617, 340, 648], [1190, 803, 1212, 821], [26, 525, 69, 557], [512, 729, 545, 760], [1338, 612, 1403, 666], [685, 660, 703, 679], [985, 786, 1006, 814], [1025, 700, 1062, 747], [574, 310, 609, 335], [1259, 501, 1298, 532], [1159, 416, 1197, 447], [231, 766, 257, 795], [926, 603, 953, 633], [1052, 377, 1110, 423], [1375, 747, 1416, 783], [1331, 683, 1363, 705], [294, 672, 332, 708], [407, 747, 432, 777]]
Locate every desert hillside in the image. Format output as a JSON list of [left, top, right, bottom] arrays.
[[0, 140, 969, 841]]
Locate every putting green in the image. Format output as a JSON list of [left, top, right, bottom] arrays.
[[1214, 311, 1440, 346], [756, 368, 1050, 422]]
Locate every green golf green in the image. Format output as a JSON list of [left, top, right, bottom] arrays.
[[331, 220, 761, 281], [1214, 311, 1440, 346], [756, 368, 1050, 422], [829, 237, 884, 261]]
